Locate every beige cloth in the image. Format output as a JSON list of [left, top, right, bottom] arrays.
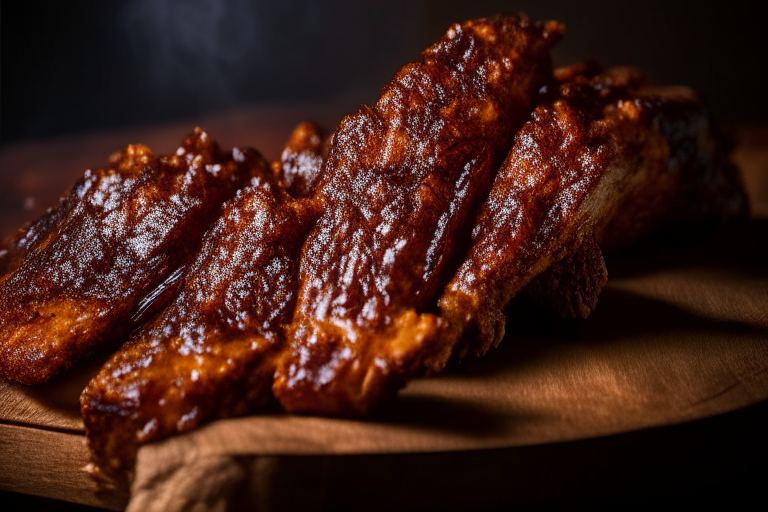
[[128, 147, 768, 511]]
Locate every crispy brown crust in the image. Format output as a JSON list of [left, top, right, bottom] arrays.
[[440, 68, 749, 358], [273, 15, 563, 416], [0, 129, 255, 384], [81, 166, 315, 477]]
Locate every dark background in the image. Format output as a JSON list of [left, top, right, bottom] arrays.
[[1, 1, 766, 143]]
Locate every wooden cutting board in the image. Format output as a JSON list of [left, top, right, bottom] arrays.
[[1, 116, 767, 511]]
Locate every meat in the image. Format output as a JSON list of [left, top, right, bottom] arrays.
[[0, 129, 257, 384], [79, 122, 330, 476], [272, 15, 564, 416], [81, 163, 315, 476], [525, 234, 608, 319], [439, 67, 749, 359]]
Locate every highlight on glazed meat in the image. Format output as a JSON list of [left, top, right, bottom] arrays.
[[272, 15, 564, 416], [272, 121, 328, 198], [439, 65, 748, 359], [0, 128, 257, 384], [81, 163, 315, 476]]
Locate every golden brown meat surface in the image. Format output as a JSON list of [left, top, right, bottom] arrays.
[[273, 15, 563, 415], [81, 165, 315, 476], [0, 128, 255, 384], [440, 67, 749, 358], [272, 121, 328, 198]]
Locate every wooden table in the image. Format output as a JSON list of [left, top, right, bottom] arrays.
[[1, 111, 767, 511]]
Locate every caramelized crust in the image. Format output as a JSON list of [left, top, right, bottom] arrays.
[[273, 121, 328, 198], [81, 167, 315, 476], [440, 68, 749, 358], [273, 15, 563, 415], [0, 129, 255, 384]]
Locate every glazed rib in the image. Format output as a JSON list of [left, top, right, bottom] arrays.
[[81, 163, 315, 475], [273, 15, 563, 415], [0, 129, 255, 384], [440, 67, 749, 358]]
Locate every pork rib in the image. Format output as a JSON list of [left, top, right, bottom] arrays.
[[440, 67, 749, 358], [273, 15, 564, 415]]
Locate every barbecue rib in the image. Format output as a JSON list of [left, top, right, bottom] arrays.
[[0, 129, 256, 384], [272, 15, 564, 416], [440, 66, 749, 359], [81, 163, 315, 476]]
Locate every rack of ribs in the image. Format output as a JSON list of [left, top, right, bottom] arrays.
[[0, 13, 748, 482], [0, 128, 258, 384], [78, 14, 564, 476]]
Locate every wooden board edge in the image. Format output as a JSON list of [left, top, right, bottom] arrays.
[[0, 423, 128, 510]]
